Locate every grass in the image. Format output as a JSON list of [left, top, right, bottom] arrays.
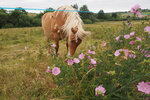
[[0, 21, 150, 100]]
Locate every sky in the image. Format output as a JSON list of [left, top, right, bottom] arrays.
[[0, 0, 150, 13]]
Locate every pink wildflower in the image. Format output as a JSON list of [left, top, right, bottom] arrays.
[[116, 35, 120, 41], [145, 54, 150, 58], [21, 57, 24, 60], [51, 44, 56, 47], [49, 49, 53, 52], [114, 49, 121, 56], [136, 37, 142, 41], [132, 4, 140, 10], [52, 67, 61, 76], [130, 31, 135, 36], [124, 34, 130, 39], [79, 53, 85, 59], [88, 50, 95, 54], [107, 72, 110, 74], [88, 50, 92, 54], [91, 51, 95, 54], [73, 58, 80, 63], [137, 81, 150, 94], [103, 42, 107, 47], [93, 64, 97, 67], [95, 85, 106, 96], [65, 59, 68, 63], [98, 62, 101, 64], [136, 45, 141, 50], [89, 65, 92, 69], [67, 59, 74, 66], [144, 26, 150, 34], [130, 4, 141, 15], [46, 66, 51, 73], [129, 54, 136, 59], [114, 49, 129, 57], [137, 12, 142, 18], [90, 59, 96, 65], [88, 56, 91, 59], [130, 41, 135, 45]]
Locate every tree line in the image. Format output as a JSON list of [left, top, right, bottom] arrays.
[[0, 4, 149, 28]]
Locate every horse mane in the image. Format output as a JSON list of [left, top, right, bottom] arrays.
[[55, 5, 88, 40]]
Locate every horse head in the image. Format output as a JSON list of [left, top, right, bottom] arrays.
[[68, 27, 90, 56]]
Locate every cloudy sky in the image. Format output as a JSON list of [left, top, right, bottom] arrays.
[[0, 0, 150, 13]]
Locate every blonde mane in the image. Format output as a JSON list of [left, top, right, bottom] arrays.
[[55, 5, 88, 40]]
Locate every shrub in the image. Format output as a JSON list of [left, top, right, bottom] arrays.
[[84, 19, 93, 24]]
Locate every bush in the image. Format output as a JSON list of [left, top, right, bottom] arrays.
[[2, 23, 14, 28], [84, 19, 93, 24]]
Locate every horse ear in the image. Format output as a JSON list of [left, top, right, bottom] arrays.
[[71, 27, 78, 34]]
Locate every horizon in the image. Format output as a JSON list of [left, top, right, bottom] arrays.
[[0, 0, 150, 13]]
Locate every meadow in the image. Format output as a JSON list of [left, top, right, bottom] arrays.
[[0, 21, 150, 100]]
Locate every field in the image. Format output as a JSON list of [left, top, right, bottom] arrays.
[[0, 21, 150, 100]]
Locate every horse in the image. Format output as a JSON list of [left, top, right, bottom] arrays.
[[42, 5, 90, 56]]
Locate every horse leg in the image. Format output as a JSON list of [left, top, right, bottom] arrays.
[[66, 38, 70, 56], [54, 38, 59, 56], [66, 42, 68, 53]]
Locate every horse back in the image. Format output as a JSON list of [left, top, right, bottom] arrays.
[[42, 12, 56, 39]]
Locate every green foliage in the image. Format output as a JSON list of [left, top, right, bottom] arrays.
[[83, 19, 93, 24], [79, 5, 91, 20], [71, 4, 78, 10], [97, 10, 105, 19], [0, 8, 42, 28], [0, 11, 8, 28], [112, 13, 118, 18]]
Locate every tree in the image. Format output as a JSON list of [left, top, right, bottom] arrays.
[[71, 4, 78, 10], [0, 9, 7, 13], [0, 11, 8, 28], [97, 10, 105, 19], [8, 8, 28, 26], [79, 5, 91, 19], [112, 13, 117, 18], [35, 7, 54, 19], [44, 7, 54, 13]]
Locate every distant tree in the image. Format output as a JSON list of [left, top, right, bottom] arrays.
[[97, 10, 104, 19], [16, 14, 31, 27], [44, 7, 54, 13], [89, 13, 98, 23], [84, 19, 92, 24], [79, 5, 91, 19], [0, 9, 7, 13], [112, 13, 117, 18], [97, 10, 105, 19], [0, 11, 8, 28], [71, 4, 78, 10], [8, 8, 30, 27], [35, 7, 54, 19]]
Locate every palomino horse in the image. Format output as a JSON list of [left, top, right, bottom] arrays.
[[42, 5, 90, 56]]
